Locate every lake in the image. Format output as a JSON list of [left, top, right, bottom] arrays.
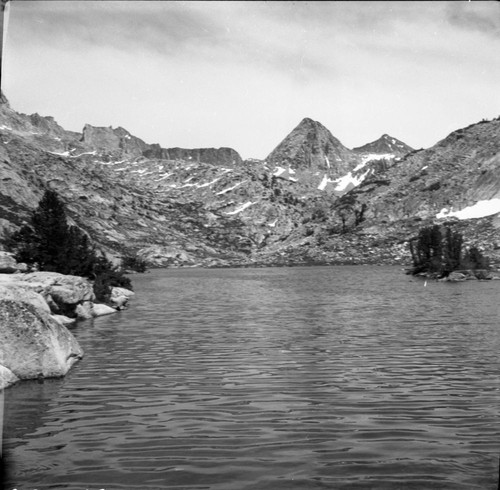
[[2, 265, 500, 489]]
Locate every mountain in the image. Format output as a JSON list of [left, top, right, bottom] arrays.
[[266, 117, 359, 174], [352, 134, 413, 157], [295, 118, 500, 266], [265, 119, 414, 197], [1, 92, 499, 268]]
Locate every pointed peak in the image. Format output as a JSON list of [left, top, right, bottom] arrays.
[[294, 117, 331, 133], [296, 117, 320, 129], [352, 134, 413, 155]]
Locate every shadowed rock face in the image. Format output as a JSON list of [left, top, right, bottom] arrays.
[[82, 124, 150, 158]]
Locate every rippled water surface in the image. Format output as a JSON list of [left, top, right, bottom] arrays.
[[2, 266, 500, 489]]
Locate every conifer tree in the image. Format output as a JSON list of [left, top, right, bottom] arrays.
[[409, 225, 442, 273], [443, 227, 463, 274], [30, 190, 73, 271]]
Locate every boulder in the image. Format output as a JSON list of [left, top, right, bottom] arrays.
[[21, 272, 95, 301], [0, 364, 19, 390], [0, 284, 52, 316], [111, 286, 135, 299], [75, 300, 94, 319], [92, 303, 117, 317], [49, 285, 87, 305], [110, 294, 128, 309], [442, 272, 467, 282], [19, 272, 95, 318], [52, 314, 76, 326], [0, 298, 83, 380], [110, 286, 134, 309], [0, 252, 18, 273]]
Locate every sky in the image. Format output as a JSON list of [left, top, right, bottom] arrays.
[[2, 1, 500, 160]]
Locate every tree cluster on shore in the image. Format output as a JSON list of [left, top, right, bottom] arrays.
[[3, 190, 146, 302], [408, 224, 490, 277]]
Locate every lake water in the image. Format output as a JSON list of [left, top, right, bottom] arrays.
[[2, 266, 500, 489]]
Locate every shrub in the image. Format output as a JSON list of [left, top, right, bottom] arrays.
[[462, 246, 490, 270], [122, 254, 148, 273], [91, 256, 133, 303]]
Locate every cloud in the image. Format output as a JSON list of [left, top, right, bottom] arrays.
[[445, 2, 500, 37], [7, 1, 335, 83], [8, 1, 225, 56]]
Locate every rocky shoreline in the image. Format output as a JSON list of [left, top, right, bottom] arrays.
[[0, 266, 134, 390]]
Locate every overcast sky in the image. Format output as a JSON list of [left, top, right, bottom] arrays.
[[2, 1, 500, 160]]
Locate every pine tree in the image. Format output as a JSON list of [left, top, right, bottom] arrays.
[[409, 225, 443, 273], [30, 190, 74, 271], [443, 227, 463, 274]]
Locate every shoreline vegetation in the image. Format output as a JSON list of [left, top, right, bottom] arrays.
[[406, 224, 499, 281]]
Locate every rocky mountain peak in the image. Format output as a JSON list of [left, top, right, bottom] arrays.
[[352, 134, 413, 156], [80, 124, 148, 158], [266, 117, 359, 176]]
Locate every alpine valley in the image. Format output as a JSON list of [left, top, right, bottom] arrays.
[[1, 92, 499, 269]]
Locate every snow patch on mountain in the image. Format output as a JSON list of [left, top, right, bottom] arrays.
[[360, 153, 394, 165], [49, 151, 70, 157], [216, 181, 245, 195], [333, 169, 371, 192], [318, 174, 330, 191], [436, 199, 500, 220], [155, 173, 172, 181], [225, 201, 255, 215]]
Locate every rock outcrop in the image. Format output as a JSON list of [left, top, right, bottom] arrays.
[[0, 270, 136, 389], [20, 272, 96, 318], [0, 251, 26, 273], [0, 364, 19, 390], [0, 283, 84, 385], [0, 272, 134, 320], [143, 145, 243, 166], [81, 124, 149, 158]]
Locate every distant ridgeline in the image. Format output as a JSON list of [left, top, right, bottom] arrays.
[[1, 91, 500, 268]]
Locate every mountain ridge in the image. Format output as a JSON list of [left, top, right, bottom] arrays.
[[1, 92, 498, 268]]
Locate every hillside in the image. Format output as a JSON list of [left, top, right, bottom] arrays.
[[1, 93, 499, 268]]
